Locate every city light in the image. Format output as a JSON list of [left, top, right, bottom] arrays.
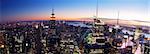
[[0, 0, 150, 54]]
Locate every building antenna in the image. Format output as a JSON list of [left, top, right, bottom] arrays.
[[117, 11, 119, 25], [51, 8, 55, 17], [51, 2, 55, 17], [116, 11, 120, 37], [96, 0, 99, 18]]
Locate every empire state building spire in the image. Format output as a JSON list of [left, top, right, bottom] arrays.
[[51, 9, 55, 18]]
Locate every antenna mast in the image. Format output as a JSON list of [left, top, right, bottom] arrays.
[[117, 11, 119, 25], [51, 8, 55, 17], [96, 0, 99, 18]]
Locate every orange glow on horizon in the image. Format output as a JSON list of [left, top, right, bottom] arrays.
[[15, 16, 93, 22]]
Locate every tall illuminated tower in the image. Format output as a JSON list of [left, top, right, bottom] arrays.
[[49, 8, 56, 37], [51, 9, 55, 19], [50, 8, 56, 25], [47, 8, 59, 49], [86, 0, 106, 53]]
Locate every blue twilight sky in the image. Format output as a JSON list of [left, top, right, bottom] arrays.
[[1, 0, 150, 22]]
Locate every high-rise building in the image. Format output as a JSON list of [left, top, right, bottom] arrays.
[[46, 9, 60, 53], [91, 19, 106, 53], [84, 18, 107, 54], [0, 31, 5, 53]]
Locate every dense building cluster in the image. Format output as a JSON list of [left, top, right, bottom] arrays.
[[0, 19, 150, 54], [0, 21, 88, 54], [0, 11, 149, 54]]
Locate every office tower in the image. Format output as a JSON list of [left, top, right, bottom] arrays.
[[46, 9, 60, 53], [0, 31, 5, 53]]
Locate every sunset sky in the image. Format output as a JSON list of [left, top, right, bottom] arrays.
[[1, 0, 150, 22]]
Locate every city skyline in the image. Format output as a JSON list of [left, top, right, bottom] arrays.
[[0, 0, 150, 54], [1, 0, 150, 22]]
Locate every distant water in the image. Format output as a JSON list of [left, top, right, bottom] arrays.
[[66, 22, 150, 38], [66, 22, 92, 28], [144, 33, 150, 38]]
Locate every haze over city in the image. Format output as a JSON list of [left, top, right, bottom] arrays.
[[1, 0, 150, 22]]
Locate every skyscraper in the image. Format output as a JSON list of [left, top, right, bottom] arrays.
[[46, 9, 60, 53]]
